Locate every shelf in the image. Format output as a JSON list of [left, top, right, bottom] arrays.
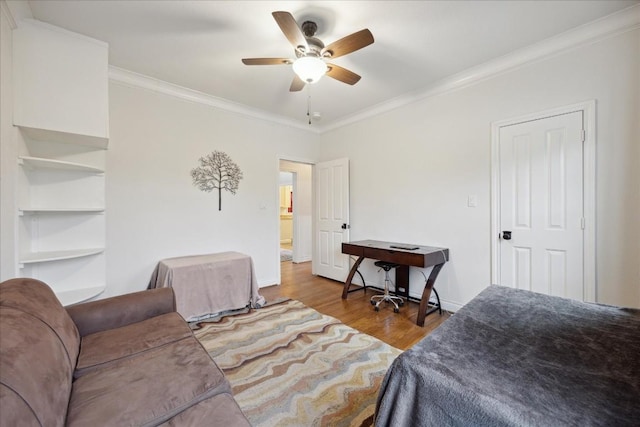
[[18, 156, 104, 173], [10, 21, 108, 294], [56, 285, 105, 306], [19, 207, 105, 215], [19, 248, 104, 264], [17, 126, 108, 149]]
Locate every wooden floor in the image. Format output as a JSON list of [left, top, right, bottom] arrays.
[[260, 261, 451, 350]]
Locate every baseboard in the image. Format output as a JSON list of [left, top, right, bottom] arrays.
[[439, 300, 463, 313], [258, 278, 279, 288], [361, 281, 463, 313]]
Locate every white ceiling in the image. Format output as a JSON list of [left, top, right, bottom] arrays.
[[25, 0, 639, 129]]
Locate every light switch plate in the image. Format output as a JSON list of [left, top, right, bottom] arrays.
[[468, 195, 478, 207]]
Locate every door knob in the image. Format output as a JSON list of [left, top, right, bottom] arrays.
[[501, 231, 512, 240], [341, 223, 350, 230]]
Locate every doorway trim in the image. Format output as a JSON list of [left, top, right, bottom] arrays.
[[490, 100, 596, 302], [276, 155, 315, 284]]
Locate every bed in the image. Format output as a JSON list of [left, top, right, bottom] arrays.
[[375, 285, 640, 426]]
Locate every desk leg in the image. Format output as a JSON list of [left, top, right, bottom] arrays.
[[417, 263, 444, 327], [394, 265, 410, 299], [342, 256, 365, 299]]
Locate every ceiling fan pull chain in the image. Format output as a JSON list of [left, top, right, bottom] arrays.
[[307, 85, 312, 125]]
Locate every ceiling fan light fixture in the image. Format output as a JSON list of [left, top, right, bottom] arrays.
[[292, 56, 327, 84]]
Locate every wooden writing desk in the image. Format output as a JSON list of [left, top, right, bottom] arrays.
[[341, 240, 449, 326]]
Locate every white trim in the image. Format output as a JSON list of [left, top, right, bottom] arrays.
[[108, 6, 639, 134], [2, 0, 33, 28], [365, 278, 464, 313], [490, 100, 597, 302], [109, 67, 319, 134], [275, 155, 317, 284], [275, 157, 283, 284], [490, 123, 502, 286], [439, 300, 463, 313], [102, 5, 639, 134], [319, 5, 638, 133], [1, 1, 17, 29], [257, 277, 279, 288], [582, 101, 597, 303]]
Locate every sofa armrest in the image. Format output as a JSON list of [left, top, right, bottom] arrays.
[[66, 287, 177, 337]]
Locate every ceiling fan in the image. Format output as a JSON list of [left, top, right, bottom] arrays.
[[242, 11, 374, 92]]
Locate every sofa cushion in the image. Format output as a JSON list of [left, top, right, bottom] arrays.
[[67, 336, 232, 426], [0, 384, 40, 427], [67, 287, 177, 337], [75, 312, 192, 378], [159, 392, 251, 426], [0, 278, 80, 367], [0, 307, 73, 427]]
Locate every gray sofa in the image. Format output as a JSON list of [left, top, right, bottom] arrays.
[[0, 278, 251, 426]]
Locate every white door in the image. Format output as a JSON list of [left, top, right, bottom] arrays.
[[498, 111, 585, 300], [313, 158, 350, 281]]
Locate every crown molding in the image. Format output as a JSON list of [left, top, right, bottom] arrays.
[[2, 0, 33, 29], [0, 2, 16, 29], [108, 67, 319, 134], [318, 4, 640, 133], [107, 4, 638, 135]]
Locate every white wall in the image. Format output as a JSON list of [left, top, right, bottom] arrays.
[[319, 28, 640, 309], [104, 81, 320, 298], [0, 3, 16, 280]]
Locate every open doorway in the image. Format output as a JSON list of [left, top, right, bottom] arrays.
[[279, 171, 294, 262], [279, 160, 313, 266]]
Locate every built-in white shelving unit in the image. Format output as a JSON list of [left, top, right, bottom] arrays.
[[19, 208, 106, 214], [16, 138, 107, 305], [12, 19, 109, 306], [17, 126, 108, 149], [19, 248, 105, 265], [19, 156, 105, 173], [55, 286, 107, 307]]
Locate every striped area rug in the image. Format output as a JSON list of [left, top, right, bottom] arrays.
[[192, 299, 402, 427]]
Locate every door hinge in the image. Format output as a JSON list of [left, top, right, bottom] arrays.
[[581, 129, 586, 143], [580, 217, 586, 229]]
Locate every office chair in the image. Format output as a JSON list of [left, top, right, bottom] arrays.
[[370, 261, 404, 313]]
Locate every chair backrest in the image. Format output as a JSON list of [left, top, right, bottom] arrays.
[[0, 278, 80, 426]]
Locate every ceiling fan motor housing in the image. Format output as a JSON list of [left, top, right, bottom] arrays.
[[297, 21, 325, 58], [297, 39, 324, 58], [301, 21, 318, 37]]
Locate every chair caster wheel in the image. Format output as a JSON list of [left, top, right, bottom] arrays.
[[394, 308, 400, 313], [399, 301, 404, 306], [370, 300, 376, 306], [374, 306, 380, 312]]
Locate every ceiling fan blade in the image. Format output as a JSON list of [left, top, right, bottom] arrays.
[[272, 11, 308, 52], [322, 29, 374, 59], [289, 75, 306, 92], [326, 64, 361, 85], [242, 58, 292, 65]]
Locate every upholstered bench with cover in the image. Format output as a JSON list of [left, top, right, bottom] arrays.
[[0, 278, 251, 426]]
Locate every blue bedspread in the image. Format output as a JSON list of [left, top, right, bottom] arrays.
[[375, 285, 640, 426]]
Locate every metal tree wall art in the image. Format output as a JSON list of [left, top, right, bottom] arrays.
[[191, 150, 243, 211]]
